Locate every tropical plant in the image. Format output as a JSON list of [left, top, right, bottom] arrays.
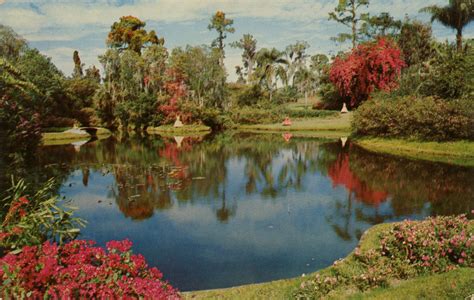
[[0, 178, 86, 254], [420, 0, 474, 52]]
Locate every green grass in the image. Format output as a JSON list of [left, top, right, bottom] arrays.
[[147, 125, 211, 134], [238, 129, 350, 139], [41, 127, 112, 145], [348, 268, 474, 300], [42, 131, 90, 142], [354, 138, 474, 167], [237, 113, 351, 132]]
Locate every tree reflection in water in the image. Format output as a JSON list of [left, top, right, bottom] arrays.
[[15, 133, 472, 232]]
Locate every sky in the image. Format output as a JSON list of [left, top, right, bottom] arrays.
[[1, 0, 473, 81]]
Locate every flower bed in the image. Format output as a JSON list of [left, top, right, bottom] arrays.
[[1, 239, 180, 299]]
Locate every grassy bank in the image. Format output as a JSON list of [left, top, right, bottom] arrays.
[[237, 113, 351, 132], [42, 128, 112, 145], [147, 125, 211, 135], [184, 220, 473, 299], [354, 138, 474, 167]]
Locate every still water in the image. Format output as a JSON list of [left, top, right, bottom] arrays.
[[25, 133, 474, 290]]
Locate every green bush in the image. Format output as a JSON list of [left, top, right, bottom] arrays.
[[352, 97, 474, 141], [229, 106, 283, 125], [273, 86, 300, 104]]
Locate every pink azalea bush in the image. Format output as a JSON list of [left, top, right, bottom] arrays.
[[0, 239, 180, 299], [380, 215, 473, 272], [296, 215, 473, 298]]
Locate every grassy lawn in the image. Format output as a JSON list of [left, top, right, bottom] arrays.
[[184, 220, 473, 299], [147, 124, 211, 134], [237, 113, 351, 132], [354, 138, 474, 167]]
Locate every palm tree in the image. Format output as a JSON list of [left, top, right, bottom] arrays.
[[421, 0, 474, 52], [255, 48, 288, 101]]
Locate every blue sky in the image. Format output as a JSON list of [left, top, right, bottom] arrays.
[[1, 0, 473, 81]]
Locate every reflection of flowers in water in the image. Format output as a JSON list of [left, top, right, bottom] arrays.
[[328, 151, 388, 207], [158, 137, 197, 190]]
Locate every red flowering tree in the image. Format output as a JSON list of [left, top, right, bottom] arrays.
[[0, 239, 180, 299], [329, 38, 405, 107], [158, 68, 188, 124]]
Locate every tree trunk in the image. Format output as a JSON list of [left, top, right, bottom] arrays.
[[351, 0, 357, 49], [456, 28, 463, 53]]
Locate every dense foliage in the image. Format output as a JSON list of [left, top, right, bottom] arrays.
[[352, 96, 474, 141], [0, 239, 179, 299], [329, 38, 405, 107]]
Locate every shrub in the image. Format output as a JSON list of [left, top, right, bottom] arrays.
[[273, 86, 300, 104], [0, 239, 180, 299], [352, 97, 474, 141], [380, 215, 473, 273], [296, 215, 473, 298]]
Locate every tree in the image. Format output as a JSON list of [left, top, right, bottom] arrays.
[[361, 12, 402, 39], [208, 11, 235, 64], [16, 49, 70, 118], [72, 50, 83, 78], [397, 19, 433, 67], [421, 0, 474, 52], [285, 41, 310, 87], [107, 16, 164, 54], [0, 58, 41, 157], [255, 48, 288, 101], [169, 46, 226, 108], [329, 38, 405, 107], [85, 66, 101, 83], [329, 0, 370, 49], [231, 34, 257, 82], [294, 66, 317, 106], [0, 24, 27, 61]]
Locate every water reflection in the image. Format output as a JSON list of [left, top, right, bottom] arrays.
[[4, 133, 472, 290]]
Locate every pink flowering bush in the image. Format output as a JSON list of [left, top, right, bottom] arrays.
[[380, 215, 473, 272], [0, 239, 180, 299], [296, 215, 473, 298]]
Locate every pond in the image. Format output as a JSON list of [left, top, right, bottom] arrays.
[[11, 133, 474, 291]]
